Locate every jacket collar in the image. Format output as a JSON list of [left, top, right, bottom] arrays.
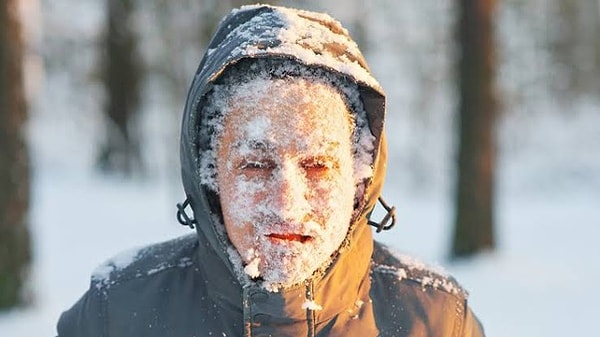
[[195, 216, 374, 329]]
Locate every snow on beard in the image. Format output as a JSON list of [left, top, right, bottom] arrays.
[[216, 77, 356, 291]]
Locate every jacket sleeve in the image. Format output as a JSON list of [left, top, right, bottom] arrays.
[[56, 284, 106, 337], [461, 301, 485, 337]]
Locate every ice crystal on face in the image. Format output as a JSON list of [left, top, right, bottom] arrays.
[[243, 249, 261, 278], [198, 58, 375, 194], [243, 259, 261, 278], [217, 78, 356, 291]]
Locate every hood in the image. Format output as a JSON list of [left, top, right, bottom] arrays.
[[180, 4, 388, 284]]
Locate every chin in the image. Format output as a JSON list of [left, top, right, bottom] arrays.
[[258, 254, 334, 291]]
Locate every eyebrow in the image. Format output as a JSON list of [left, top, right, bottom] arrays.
[[231, 139, 343, 152], [231, 139, 271, 151]]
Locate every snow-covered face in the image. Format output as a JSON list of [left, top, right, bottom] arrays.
[[216, 78, 356, 291]]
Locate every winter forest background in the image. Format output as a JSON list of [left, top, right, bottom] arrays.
[[1, 0, 599, 336]]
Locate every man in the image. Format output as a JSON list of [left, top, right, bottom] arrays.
[[58, 5, 484, 336]]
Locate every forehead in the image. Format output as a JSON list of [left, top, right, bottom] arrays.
[[220, 77, 353, 149]]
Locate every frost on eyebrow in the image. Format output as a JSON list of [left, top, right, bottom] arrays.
[[243, 115, 270, 140], [234, 139, 341, 157], [231, 139, 272, 154], [197, 59, 376, 194]]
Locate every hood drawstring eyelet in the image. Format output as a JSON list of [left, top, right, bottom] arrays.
[[368, 197, 396, 233], [177, 196, 197, 229]]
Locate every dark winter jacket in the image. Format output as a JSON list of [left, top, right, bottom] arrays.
[[57, 5, 485, 337]]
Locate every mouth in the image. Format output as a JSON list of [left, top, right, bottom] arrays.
[[266, 233, 313, 243]]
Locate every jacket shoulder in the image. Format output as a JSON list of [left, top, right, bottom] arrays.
[[91, 233, 198, 290], [57, 234, 200, 336], [369, 242, 483, 336], [371, 241, 468, 299]]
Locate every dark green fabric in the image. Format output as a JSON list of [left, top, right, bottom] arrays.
[[57, 5, 485, 337], [57, 235, 484, 336]]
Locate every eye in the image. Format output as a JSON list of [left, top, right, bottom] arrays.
[[301, 157, 337, 177], [239, 159, 276, 173]]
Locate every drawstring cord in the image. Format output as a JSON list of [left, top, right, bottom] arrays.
[[178, 195, 396, 233], [368, 197, 397, 233], [176, 196, 197, 229]]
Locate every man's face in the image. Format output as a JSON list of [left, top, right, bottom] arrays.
[[216, 78, 356, 290]]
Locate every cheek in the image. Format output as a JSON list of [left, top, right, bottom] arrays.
[[223, 176, 270, 222], [220, 177, 264, 260], [310, 174, 355, 218]]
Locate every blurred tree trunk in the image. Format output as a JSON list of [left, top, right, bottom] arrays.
[[452, 0, 497, 259], [0, 0, 32, 309], [552, 0, 600, 97], [97, 0, 142, 175]]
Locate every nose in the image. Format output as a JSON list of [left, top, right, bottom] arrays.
[[271, 160, 310, 219]]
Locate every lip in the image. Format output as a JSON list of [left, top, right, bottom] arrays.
[[266, 233, 313, 243]]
